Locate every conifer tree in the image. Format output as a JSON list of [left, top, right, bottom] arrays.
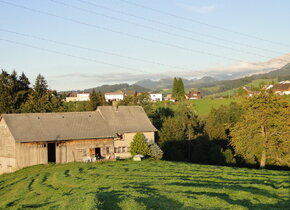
[[89, 89, 98, 111], [171, 77, 178, 99], [130, 132, 150, 156], [177, 78, 185, 101]]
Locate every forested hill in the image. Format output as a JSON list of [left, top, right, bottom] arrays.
[[193, 63, 290, 95], [81, 83, 149, 93]]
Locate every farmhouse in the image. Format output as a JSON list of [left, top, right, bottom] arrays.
[[270, 82, 290, 95], [185, 91, 202, 100], [0, 106, 156, 174], [66, 92, 90, 102]]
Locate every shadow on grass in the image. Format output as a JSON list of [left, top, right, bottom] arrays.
[[125, 182, 185, 209], [94, 189, 124, 210], [182, 191, 290, 209], [167, 179, 290, 209], [21, 201, 56, 208]]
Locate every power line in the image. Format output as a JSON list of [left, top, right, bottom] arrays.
[[75, 0, 283, 55], [48, 0, 271, 59], [117, 0, 290, 48], [0, 0, 250, 63], [0, 37, 151, 74], [0, 28, 201, 72]]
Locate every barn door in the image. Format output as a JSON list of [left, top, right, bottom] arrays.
[[47, 143, 56, 163]]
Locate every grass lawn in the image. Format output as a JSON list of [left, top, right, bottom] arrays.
[[0, 160, 289, 209], [190, 98, 235, 116]]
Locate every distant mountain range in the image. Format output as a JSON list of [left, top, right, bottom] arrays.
[[134, 76, 217, 90], [61, 62, 290, 95], [83, 83, 149, 93]]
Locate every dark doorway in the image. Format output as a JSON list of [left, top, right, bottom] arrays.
[[47, 143, 56, 163], [95, 148, 101, 158]]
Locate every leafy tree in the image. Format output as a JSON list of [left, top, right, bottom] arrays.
[[130, 132, 150, 156], [159, 104, 201, 144], [205, 103, 242, 148], [231, 93, 290, 168]]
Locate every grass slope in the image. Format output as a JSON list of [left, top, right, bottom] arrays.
[[0, 160, 289, 209]]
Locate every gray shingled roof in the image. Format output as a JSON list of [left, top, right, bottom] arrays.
[[97, 106, 157, 133], [1, 112, 116, 143]]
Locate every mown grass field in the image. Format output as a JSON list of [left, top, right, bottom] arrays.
[[0, 160, 289, 209], [156, 98, 235, 116]]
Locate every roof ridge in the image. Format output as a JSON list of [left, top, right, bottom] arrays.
[[1, 111, 97, 116]]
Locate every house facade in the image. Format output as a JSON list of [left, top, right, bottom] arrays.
[[270, 82, 290, 95], [0, 106, 156, 174], [66, 92, 90, 102], [185, 91, 202, 100], [149, 93, 163, 102], [104, 91, 125, 102]]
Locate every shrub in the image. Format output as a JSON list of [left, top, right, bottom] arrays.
[[130, 132, 150, 156], [149, 143, 163, 159]]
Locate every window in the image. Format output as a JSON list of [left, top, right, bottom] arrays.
[[106, 147, 110, 153], [122, 147, 126, 153]]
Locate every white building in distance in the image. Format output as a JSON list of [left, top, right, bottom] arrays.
[[150, 93, 163, 102], [66, 93, 90, 102], [105, 91, 125, 102]]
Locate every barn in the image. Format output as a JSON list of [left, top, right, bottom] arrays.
[[0, 106, 156, 174]]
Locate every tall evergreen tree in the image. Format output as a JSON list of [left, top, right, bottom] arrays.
[[34, 74, 48, 98], [89, 89, 98, 111], [171, 77, 178, 99], [177, 78, 185, 101], [0, 70, 10, 113]]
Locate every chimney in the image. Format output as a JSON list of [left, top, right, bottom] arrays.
[[112, 100, 118, 111]]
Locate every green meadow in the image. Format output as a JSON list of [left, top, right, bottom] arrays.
[[0, 160, 289, 209]]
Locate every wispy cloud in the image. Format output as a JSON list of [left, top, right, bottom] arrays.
[[176, 2, 217, 14]]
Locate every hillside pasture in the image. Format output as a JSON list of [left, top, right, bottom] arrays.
[[0, 160, 289, 209]]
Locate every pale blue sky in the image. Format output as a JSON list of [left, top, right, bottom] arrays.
[[0, 0, 289, 90]]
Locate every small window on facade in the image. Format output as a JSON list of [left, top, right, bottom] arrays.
[[122, 147, 126, 153], [114, 147, 117, 153], [106, 147, 110, 153]]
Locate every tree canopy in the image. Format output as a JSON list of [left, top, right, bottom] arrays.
[[230, 93, 290, 168]]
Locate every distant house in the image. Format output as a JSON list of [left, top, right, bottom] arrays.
[[0, 105, 156, 174], [164, 94, 175, 102], [150, 93, 163, 102], [104, 91, 124, 102], [66, 92, 90, 102], [185, 91, 202, 100], [270, 81, 290, 95]]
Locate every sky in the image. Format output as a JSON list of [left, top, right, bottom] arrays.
[[0, 0, 289, 90]]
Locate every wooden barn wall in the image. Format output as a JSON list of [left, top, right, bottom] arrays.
[[15, 142, 47, 169], [56, 139, 114, 163], [0, 119, 16, 174]]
